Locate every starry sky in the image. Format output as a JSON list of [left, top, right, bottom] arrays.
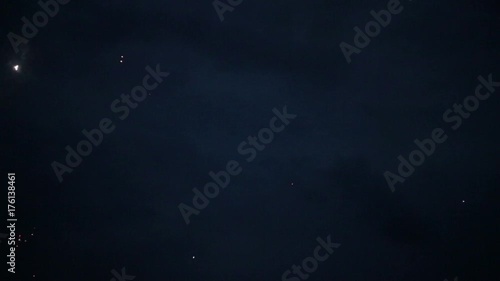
[[1, 0, 499, 280]]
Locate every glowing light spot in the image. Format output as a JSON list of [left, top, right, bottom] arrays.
[[13, 65, 19, 72]]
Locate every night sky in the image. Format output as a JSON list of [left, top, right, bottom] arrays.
[[1, 0, 499, 280]]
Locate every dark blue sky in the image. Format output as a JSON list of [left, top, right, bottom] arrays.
[[1, 0, 499, 280]]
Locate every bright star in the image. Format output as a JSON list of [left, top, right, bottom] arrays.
[[13, 65, 19, 72]]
